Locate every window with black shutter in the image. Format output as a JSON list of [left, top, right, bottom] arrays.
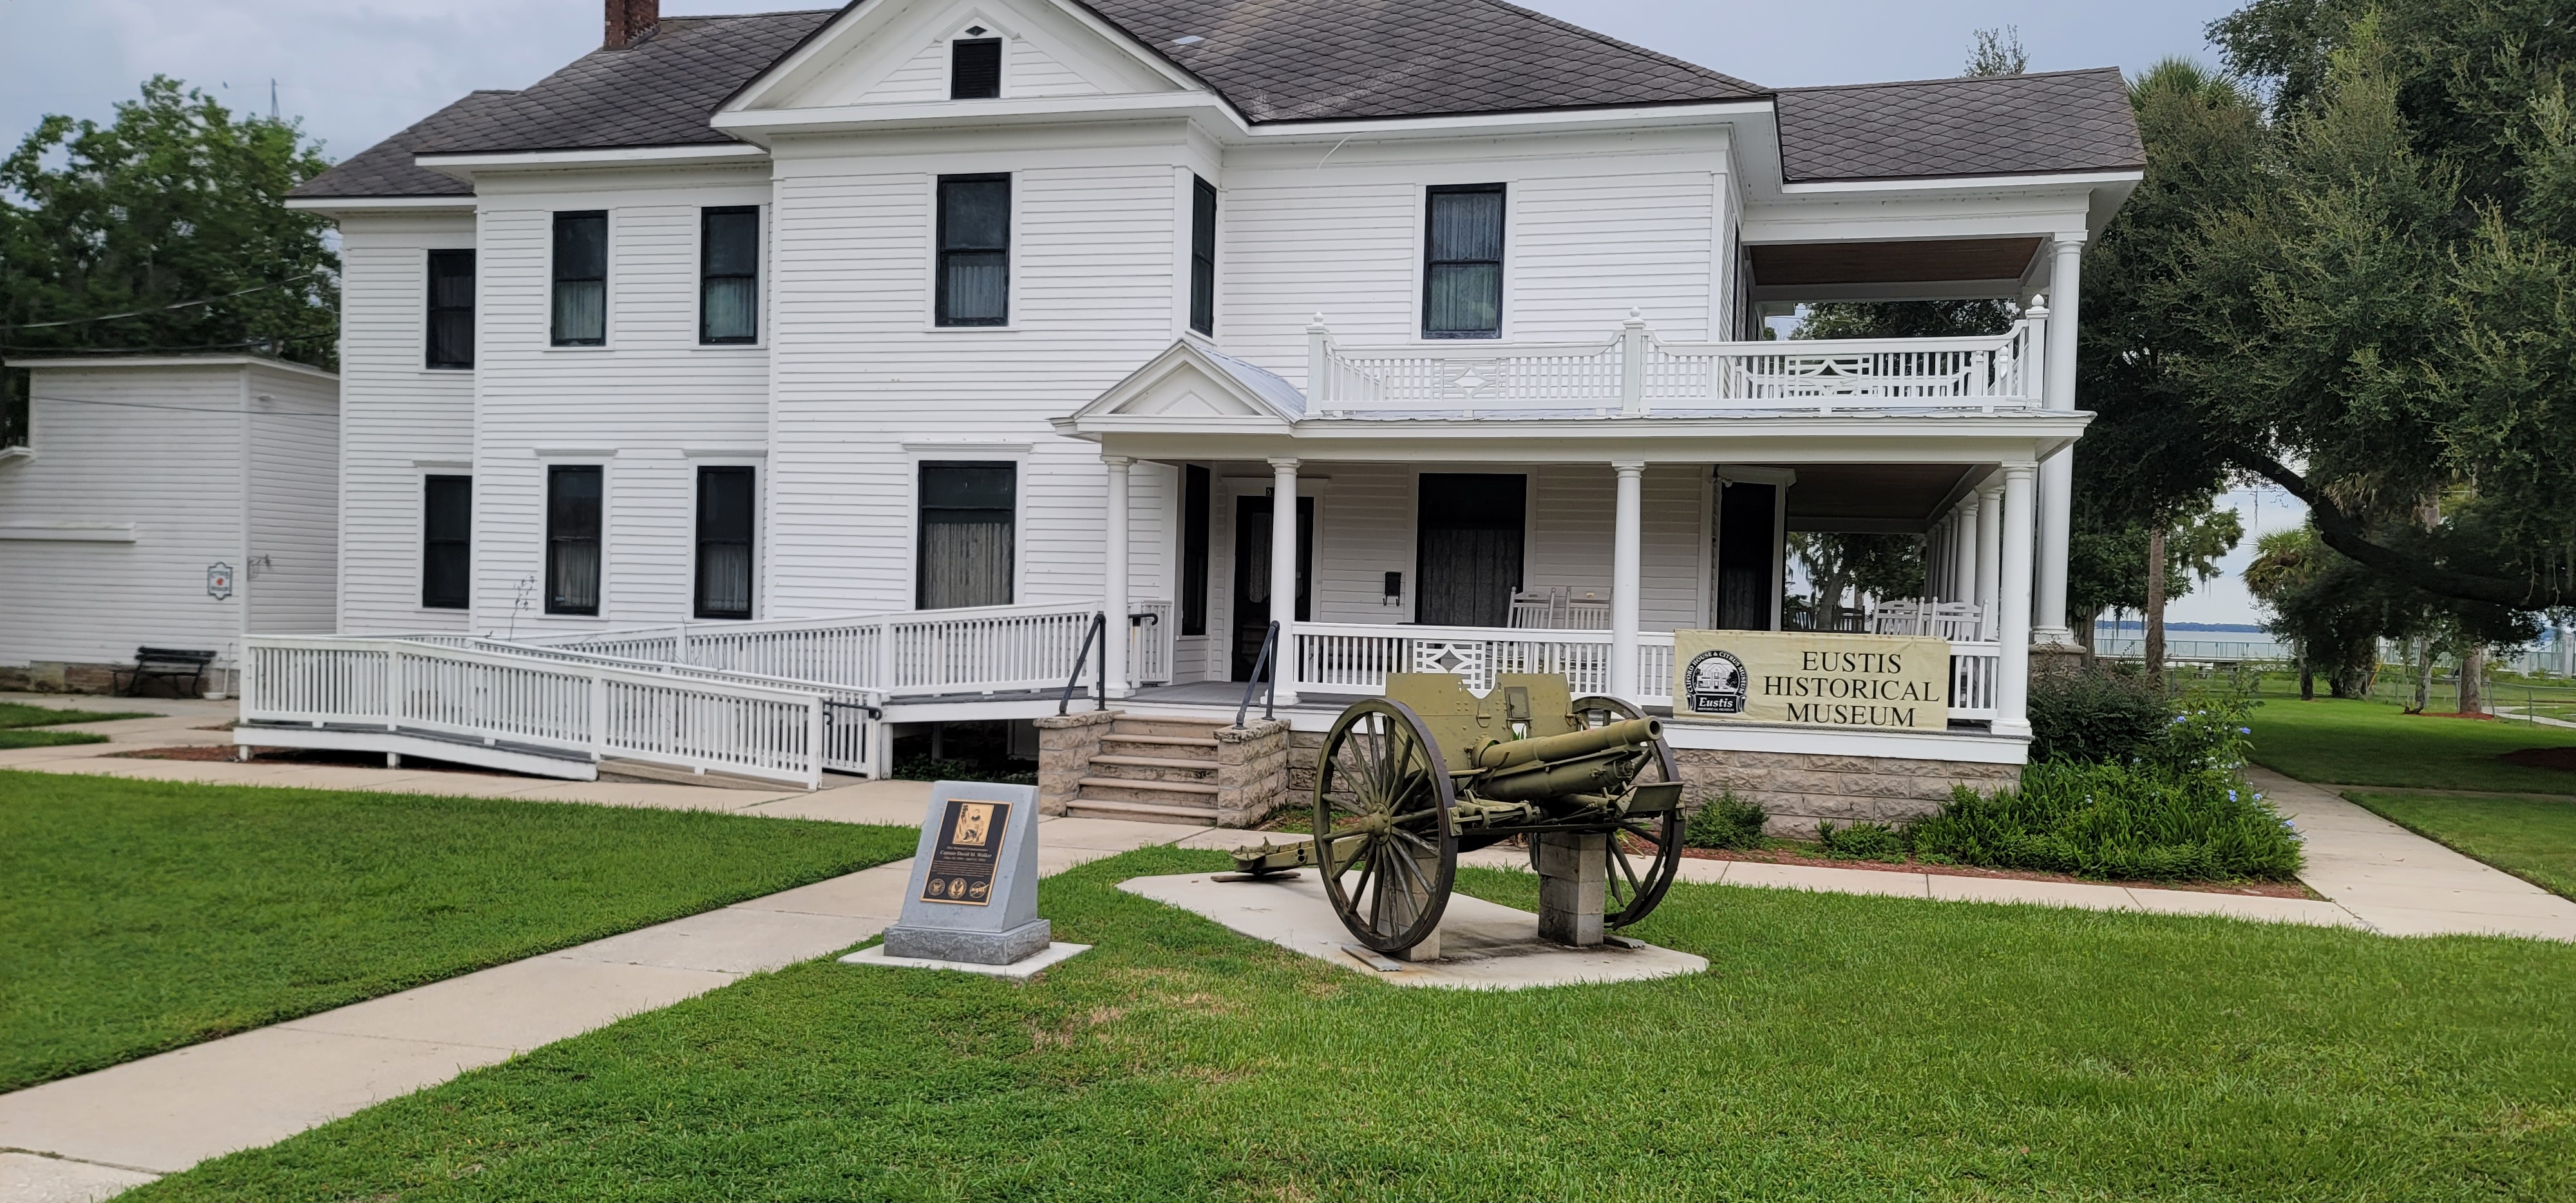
[[700, 207, 759, 345], [545, 466, 603, 615], [1423, 184, 1504, 338], [422, 475, 471, 609], [551, 211, 607, 346], [1180, 464, 1209, 634], [951, 37, 1001, 99], [936, 175, 1010, 327], [425, 250, 475, 369], [694, 466, 755, 619], [918, 462, 1014, 609], [1189, 176, 1216, 336]]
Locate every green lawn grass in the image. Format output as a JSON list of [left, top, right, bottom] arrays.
[[0, 771, 917, 1092], [2248, 696, 2576, 793], [0, 701, 157, 728], [0, 728, 108, 749], [133, 846, 2576, 1202], [2348, 790, 2576, 901]]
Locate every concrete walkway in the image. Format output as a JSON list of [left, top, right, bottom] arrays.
[[2249, 766, 2576, 941]]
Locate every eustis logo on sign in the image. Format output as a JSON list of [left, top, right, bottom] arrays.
[[1671, 630, 1951, 730]]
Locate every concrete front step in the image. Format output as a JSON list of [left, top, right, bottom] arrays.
[[1099, 733, 1220, 760], [1075, 777, 1222, 808], [1110, 717, 1233, 740], [1064, 797, 1222, 826], [1087, 755, 1222, 784]]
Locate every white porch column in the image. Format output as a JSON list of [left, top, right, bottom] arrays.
[[1996, 463, 2038, 737], [1269, 457, 1301, 705], [1975, 479, 2003, 640], [1609, 460, 1645, 699], [1953, 492, 1980, 609], [1102, 455, 1132, 700], [2035, 236, 2084, 646]]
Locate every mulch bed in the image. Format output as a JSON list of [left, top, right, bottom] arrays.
[[2501, 746, 2576, 773], [1677, 846, 2319, 899]]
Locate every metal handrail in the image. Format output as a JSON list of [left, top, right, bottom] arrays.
[[1235, 620, 1280, 728], [1057, 612, 1108, 715]]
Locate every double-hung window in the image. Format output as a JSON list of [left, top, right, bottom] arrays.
[[700, 207, 759, 344], [551, 211, 607, 346], [1189, 176, 1217, 336], [1423, 184, 1504, 338], [694, 466, 755, 620], [421, 475, 471, 609], [951, 37, 1001, 99], [545, 466, 602, 615], [426, 250, 474, 369], [936, 175, 1010, 327], [917, 461, 1014, 609]]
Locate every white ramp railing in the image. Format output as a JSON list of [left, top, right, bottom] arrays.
[[519, 600, 1173, 698], [243, 636, 828, 787], [445, 638, 882, 777]]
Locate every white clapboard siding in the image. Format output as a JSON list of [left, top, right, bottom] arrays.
[[764, 155, 1181, 623], [1005, 38, 1102, 97], [336, 213, 476, 634], [0, 363, 249, 667], [467, 172, 773, 636], [243, 365, 341, 636]]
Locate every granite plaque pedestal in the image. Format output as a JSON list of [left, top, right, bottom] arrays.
[[867, 781, 1064, 967]]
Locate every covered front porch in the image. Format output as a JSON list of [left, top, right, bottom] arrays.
[[1063, 317, 2090, 742]]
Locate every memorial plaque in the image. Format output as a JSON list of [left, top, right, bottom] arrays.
[[920, 797, 1009, 905], [879, 781, 1052, 965]]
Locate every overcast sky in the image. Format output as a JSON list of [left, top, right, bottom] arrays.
[[1, 0, 2290, 627]]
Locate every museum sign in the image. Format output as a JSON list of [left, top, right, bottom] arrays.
[[1671, 630, 1951, 730]]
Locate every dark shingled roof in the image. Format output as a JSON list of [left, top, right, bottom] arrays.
[[289, 90, 519, 198], [1774, 68, 2144, 184], [410, 10, 835, 155], [1083, 0, 1765, 122]]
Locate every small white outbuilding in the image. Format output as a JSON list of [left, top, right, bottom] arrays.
[[0, 355, 338, 696]]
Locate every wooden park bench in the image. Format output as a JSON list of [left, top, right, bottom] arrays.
[[114, 647, 219, 698]]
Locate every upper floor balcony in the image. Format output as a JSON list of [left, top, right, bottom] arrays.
[[1303, 309, 2045, 421]]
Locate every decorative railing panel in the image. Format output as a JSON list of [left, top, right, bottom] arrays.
[[1306, 314, 2041, 418]]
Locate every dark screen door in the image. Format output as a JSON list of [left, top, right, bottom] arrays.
[[1714, 482, 1776, 630], [1415, 473, 1525, 627], [1232, 495, 1313, 680]]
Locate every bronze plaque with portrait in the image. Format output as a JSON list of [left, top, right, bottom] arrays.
[[919, 797, 1011, 905]]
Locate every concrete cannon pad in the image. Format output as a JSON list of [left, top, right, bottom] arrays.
[[1117, 871, 1709, 990]]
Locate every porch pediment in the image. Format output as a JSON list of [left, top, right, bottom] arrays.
[[1057, 340, 1305, 438]]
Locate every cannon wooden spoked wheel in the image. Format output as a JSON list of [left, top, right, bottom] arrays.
[[1313, 699, 1458, 953], [1571, 694, 1685, 928]]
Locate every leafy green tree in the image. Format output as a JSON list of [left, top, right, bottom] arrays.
[[1, 77, 337, 442], [2166, 6, 2576, 611], [1791, 533, 1925, 624]]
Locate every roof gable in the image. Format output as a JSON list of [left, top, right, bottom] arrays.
[[735, 0, 1188, 113], [1071, 340, 1306, 425]]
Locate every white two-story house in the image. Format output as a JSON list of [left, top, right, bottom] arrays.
[[276, 0, 2141, 825]]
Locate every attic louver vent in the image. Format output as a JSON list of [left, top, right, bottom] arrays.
[[965, 26, 987, 35]]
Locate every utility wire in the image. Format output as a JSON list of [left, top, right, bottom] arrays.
[[10, 273, 328, 328]]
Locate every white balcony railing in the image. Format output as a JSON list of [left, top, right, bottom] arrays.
[[242, 636, 831, 786], [1305, 310, 2043, 418], [516, 600, 1174, 699], [1290, 621, 2002, 723]]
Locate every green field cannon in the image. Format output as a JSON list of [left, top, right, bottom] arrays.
[[1230, 672, 1686, 954]]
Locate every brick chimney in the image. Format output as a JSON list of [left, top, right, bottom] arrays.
[[604, 0, 658, 50]]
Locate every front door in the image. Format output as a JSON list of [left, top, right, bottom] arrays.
[[1415, 473, 1526, 627], [1232, 495, 1313, 680]]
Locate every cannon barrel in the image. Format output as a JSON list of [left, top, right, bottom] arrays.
[[1470, 717, 1660, 772]]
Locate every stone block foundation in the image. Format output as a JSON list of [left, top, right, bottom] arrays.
[[1032, 709, 1117, 816], [1672, 748, 2020, 837], [1212, 718, 1290, 828], [0, 660, 234, 697]]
